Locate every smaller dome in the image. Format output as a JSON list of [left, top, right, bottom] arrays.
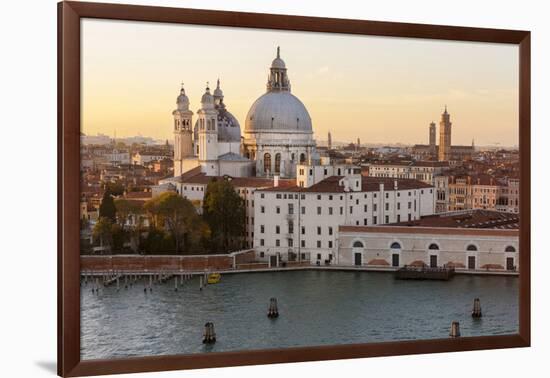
[[177, 87, 189, 106], [271, 46, 286, 69], [271, 57, 286, 69], [201, 86, 214, 108], [213, 79, 224, 98]]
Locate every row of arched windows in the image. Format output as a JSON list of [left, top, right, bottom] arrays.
[[262, 152, 307, 174], [352, 240, 516, 253]]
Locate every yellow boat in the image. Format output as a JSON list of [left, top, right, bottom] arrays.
[[207, 273, 221, 284]]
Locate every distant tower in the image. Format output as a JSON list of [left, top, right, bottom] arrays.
[[328, 131, 332, 150], [197, 84, 219, 176], [429, 121, 437, 147], [438, 106, 452, 161], [357, 138, 361, 149]]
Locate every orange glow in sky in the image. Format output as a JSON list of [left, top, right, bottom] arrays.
[[82, 19, 519, 147]]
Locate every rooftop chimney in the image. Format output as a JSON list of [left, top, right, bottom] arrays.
[[274, 175, 279, 188]]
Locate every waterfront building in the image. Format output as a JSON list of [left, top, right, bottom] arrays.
[[253, 170, 435, 266], [338, 209, 519, 271]]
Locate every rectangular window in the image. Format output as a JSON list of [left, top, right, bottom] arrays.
[[373, 204, 377, 212], [350, 206, 353, 214], [329, 195, 333, 200], [275, 225, 280, 234], [340, 207, 343, 215], [301, 226, 305, 235], [301, 240, 305, 248], [328, 227, 333, 235], [328, 241, 333, 248], [385, 193, 389, 199], [317, 194, 322, 200], [364, 205, 368, 212], [301, 206, 306, 215], [397, 203, 400, 210], [260, 193, 265, 199], [288, 238, 293, 247], [275, 239, 280, 247], [261, 206, 265, 213], [260, 239, 264, 246], [317, 253, 322, 260], [385, 203, 389, 211], [317, 240, 321, 248], [373, 216, 377, 225], [408, 202, 412, 209], [276, 194, 282, 199], [329, 207, 333, 215], [397, 214, 401, 222], [317, 207, 322, 215], [385, 215, 389, 223], [276, 206, 280, 214], [408, 213, 412, 221], [288, 203, 294, 214], [260, 225, 265, 233], [317, 226, 321, 235], [363, 218, 368, 226], [288, 221, 294, 234]]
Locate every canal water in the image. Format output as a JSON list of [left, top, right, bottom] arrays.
[[81, 270, 518, 360]]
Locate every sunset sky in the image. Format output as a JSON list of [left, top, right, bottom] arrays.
[[81, 19, 519, 147]]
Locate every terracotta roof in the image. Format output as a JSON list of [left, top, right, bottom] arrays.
[[176, 167, 294, 189], [339, 225, 518, 237], [339, 210, 519, 236], [388, 209, 519, 229], [259, 176, 433, 193], [123, 191, 152, 199]]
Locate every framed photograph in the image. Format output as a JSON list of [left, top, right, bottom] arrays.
[[58, 1, 530, 376]]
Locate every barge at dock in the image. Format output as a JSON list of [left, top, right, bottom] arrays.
[[395, 265, 455, 280]]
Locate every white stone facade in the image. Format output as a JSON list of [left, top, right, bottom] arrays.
[[253, 177, 435, 265], [338, 226, 519, 272]]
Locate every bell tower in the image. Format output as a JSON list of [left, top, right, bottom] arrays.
[[197, 84, 219, 175], [438, 106, 452, 161], [173, 84, 194, 176]]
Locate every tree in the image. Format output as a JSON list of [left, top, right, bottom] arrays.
[[202, 178, 245, 252], [99, 190, 116, 221], [115, 198, 144, 252], [144, 192, 209, 254], [93, 217, 114, 252]]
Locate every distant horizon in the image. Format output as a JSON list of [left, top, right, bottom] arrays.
[[82, 131, 518, 149], [82, 19, 519, 146]]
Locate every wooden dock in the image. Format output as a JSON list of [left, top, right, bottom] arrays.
[[395, 266, 455, 280]]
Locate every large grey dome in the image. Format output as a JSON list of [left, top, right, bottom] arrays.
[[245, 91, 312, 132]]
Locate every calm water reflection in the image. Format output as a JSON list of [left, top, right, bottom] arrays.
[[81, 270, 518, 360]]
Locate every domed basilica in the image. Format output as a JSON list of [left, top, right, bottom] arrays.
[[172, 47, 317, 179]]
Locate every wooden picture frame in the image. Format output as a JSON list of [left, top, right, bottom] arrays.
[[58, 1, 531, 376]]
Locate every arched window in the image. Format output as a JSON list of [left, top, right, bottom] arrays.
[[466, 244, 477, 251], [264, 153, 271, 174], [353, 241, 364, 248], [300, 153, 306, 163], [274, 153, 281, 174], [390, 242, 401, 249], [428, 243, 439, 250], [505, 246, 516, 252]]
